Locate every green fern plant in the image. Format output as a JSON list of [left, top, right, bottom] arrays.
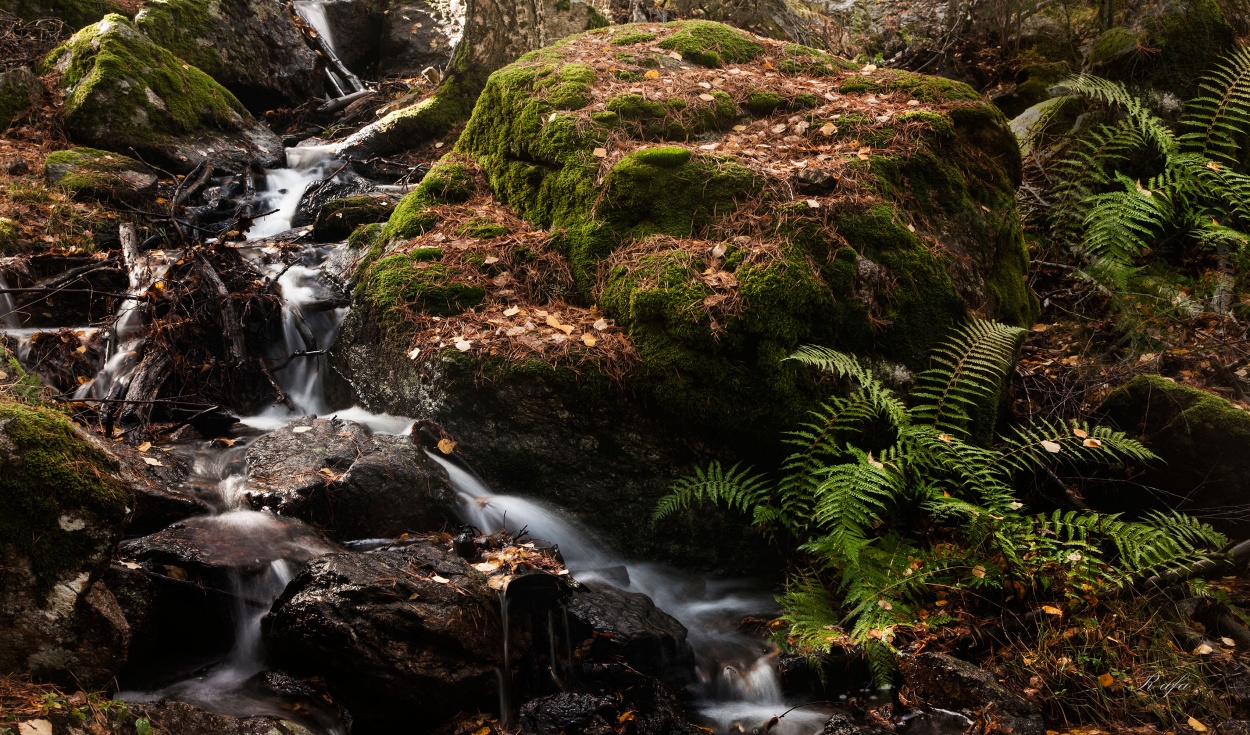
[[653, 319, 1227, 684], [1037, 51, 1250, 314]]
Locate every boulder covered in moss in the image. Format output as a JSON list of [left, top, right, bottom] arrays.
[[44, 146, 157, 203], [134, 0, 322, 110], [332, 21, 1036, 567], [0, 400, 134, 687], [0, 66, 43, 130], [42, 14, 283, 173], [312, 193, 399, 242], [1098, 375, 1250, 537]]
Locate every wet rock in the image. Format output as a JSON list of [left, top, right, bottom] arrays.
[[1097, 375, 1250, 537], [1, 0, 124, 28], [897, 652, 1044, 735], [3, 155, 30, 175], [290, 175, 374, 230], [312, 193, 399, 242], [118, 512, 336, 578], [103, 442, 207, 536], [319, 0, 385, 74], [243, 417, 457, 540], [135, 0, 322, 110], [130, 700, 319, 735], [41, 15, 284, 174], [43, 147, 158, 205], [566, 583, 695, 687], [0, 401, 134, 688], [520, 693, 618, 735], [263, 542, 504, 730], [377, 0, 463, 78], [0, 66, 43, 129]]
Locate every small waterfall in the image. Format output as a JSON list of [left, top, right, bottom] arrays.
[[435, 455, 825, 734], [0, 272, 21, 329], [292, 0, 364, 98], [247, 146, 338, 240]]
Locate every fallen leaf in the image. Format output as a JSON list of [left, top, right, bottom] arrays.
[[292, 426, 313, 434], [644, 70, 659, 79], [504, 307, 521, 317], [1193, 643, 1214, 655], [142, 457, 163, 467], [455, 339, 472, 351], [505, 326, 526, 337], [474, 561, 501, 573], [971, 565, 986, 579], [1189, 716, 1208, 732], [593, 318, 608, 331], [431, 575, 450, 584], [1098, 672, 1115, 688], [819, 122, 835, 135], [805, 198, 820, 208], [18, 719, 52, 735], [484, 256, 499, 265], [1073, 427, 1088, 438], [1042, 605, 1064, 616], [137, 442, 151, 452], [861, 63, 878, 73], [618, 712, 636, 724], [582, 334, 597, 347], [938, 433, 952, 443], [592, 147, 608, 158], [877, 599, 893, 610], [437, 438, 457, 455], [75, 344, 87, 353], [699, 93, 715, 101], [1041, 440, 1062, 454], [1222, 637, 1236, 647], [711, 243, 727, 258]]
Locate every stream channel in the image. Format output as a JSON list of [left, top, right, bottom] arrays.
[[8, 20, 970, 728]]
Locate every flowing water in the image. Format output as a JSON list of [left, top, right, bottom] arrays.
[[66, 154, 969, 734]]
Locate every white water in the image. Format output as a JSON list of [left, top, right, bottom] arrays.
[[246, 145, 339, 240]]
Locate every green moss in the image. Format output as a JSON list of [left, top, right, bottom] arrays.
[[657, 20, 763, 68], [456, 217, 509, 239], [777, 43, 856, 76], [743, 89, 786, 115], [0, 218, 20, 256], [0, 69, 39, 130], [42, 15, 250, 150], [313, 195, 396, 241], [877, 70, 982, 103], [357, 251, 485, 339], [1088, 26, 1146, 67], [544, 63, 596, 110], [591, 110, 620, 126], [0, 401, 130, 599], [895, 110, 954, 137], [1147, 0, 1235, 99], [43, 146, 153, 203], [611, 30, 656, 46], [605, 90, 736, 139], [347, 222, 382, 251], [133, 0, 223, 79], [8, 0, 125, 29]]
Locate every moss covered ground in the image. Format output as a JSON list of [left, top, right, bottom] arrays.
[[359, 20, 1037, 436]]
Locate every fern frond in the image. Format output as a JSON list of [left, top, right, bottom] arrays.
[[996, 419, 1158, 477], [651, 461, 773, 526], [1180, 45, 1250, 165], [1055, 74, 1177, 155], [909, 319, 1025, 439], [1078, 174, 1173, 264]]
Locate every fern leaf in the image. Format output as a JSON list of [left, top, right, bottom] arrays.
[[909, 319, 1025, 439]]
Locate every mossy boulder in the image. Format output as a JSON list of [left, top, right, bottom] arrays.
[[1098, 375, 1250, 538], [0, 217, 22, 255], [334, 21, 1036, 568], [312, 194, 399, 242], [42, 14, 283, 173], [44, 146, 157, 203], [0, 0, 125, 28], [134, 0, 322, 110], [0, 400, 135, 687], [0, 67, 43, 130]]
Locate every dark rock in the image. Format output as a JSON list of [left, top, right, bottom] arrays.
[[1098, 375, 1250, 537], [3, 156, 30, 175], [377, 0, 463, 78], [119, 513, 336, 578], [520, 693, 618, 735], [131, 700, 320, 735], [263, 542, 504, 730], [897, 651, 1044, 735], [566, 583, 695, 687], [0, 402, 134, 688], [42, 15, 284, 174], [44, 147, 158, 205], [320, 0, 386, 74], [312, 193, 399, 242], [104, 441, 208, 535], [290, 175, 374, 230], [135, 0, 323, 110], [0, 66, 43, 129], [243, 417, 457, 539]]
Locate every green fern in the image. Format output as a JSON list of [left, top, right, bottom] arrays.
[[653, 319, 1227, 686]]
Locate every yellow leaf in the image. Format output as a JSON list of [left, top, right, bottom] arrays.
[[938, 433, 952, 443], [876, 599, 893, 610], [582, 334, 597, 347], [1083, 438, 1102, 448], [1041, 605, 1063, 616], [1098, 672, 1114, 688], [1193, 643, 1214, 655], [971, 565, 986, 579], [1221, 636, 1236, 647], [137, 442, 151, 453], [75, 345, 87, 353], [1073, 427, 1088, 438], [1189, 716, 1208, 732], [592, 147, 607, 158], [618, 712, 636, 724], [698, 93, 715, 101], [437, 438, 457, 455], [644, 70, 659, 79], [472, 728, 491, 735]]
